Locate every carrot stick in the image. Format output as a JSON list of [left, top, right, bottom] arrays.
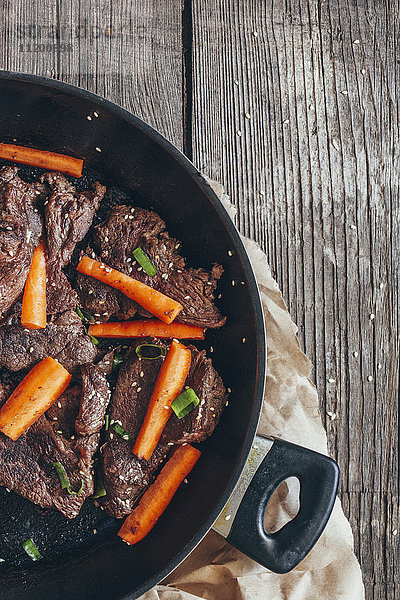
[[132, 340, 192, 461], [0, 143, 83, 177], [88, 320, 204, 340], [21, 240, 47, 330], [0, 357, 71, 440], [77, 256, 183, 325], [118, 444, 201, 544]]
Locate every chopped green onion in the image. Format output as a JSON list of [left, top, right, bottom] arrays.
[[88, 332, 99, 346], [22, 538, 42, 561], [135, 343, 167, 360], [113, 422, 131, 441], [104, 414, 110, 431], [93, 466, 106, 499], [171, 388, 200, 419], [76, 306, 96, 324], [52, 462, 84, 495], [132, 247, 157, 277], [112, 352, 124, 372]]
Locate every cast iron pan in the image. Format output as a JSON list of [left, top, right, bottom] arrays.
[[0, 72, 339, 599]]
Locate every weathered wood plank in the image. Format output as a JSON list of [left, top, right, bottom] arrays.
[[0, 0, 184, 148], [191, 1, 399, 598]]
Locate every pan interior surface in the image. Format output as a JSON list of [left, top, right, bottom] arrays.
[[0, 73, 265, 600]]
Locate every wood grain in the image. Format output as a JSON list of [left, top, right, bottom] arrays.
[[0, 0, 184, 149], [191, 1, 399, 598], [0, 0, 398, 598]]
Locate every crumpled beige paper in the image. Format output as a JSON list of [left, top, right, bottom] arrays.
[[139, 186, 365, 600]]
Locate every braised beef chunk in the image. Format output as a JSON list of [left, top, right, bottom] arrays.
[[41, 173, 106, 314], [75, 357, 113, 436], [77, 205, 225, 328], [0, 167, 43, 318], [102, 342, 170, 518], [0, 310, 97, 373], [0, 358, 111, 518], [102, 339, 227, 518], [161, 347, 227, 445]]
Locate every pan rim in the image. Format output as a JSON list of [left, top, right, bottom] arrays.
[[0, 70, 266, 599]]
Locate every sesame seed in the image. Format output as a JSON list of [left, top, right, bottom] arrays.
[[132, 381, 137, 386], [140, 371, 144, 377], [217, 294, 222, 299], [95, 147, 102, 152], [93, 529, 97, 534], [104, 236, 109, 242], [169, 262, 173, 268], [245, 113, 251, 119], [93, 111, 99, 117], [137, 387, 142, 392], [341, 90, 348, 95], [369, 313, 375, 320], [328, 378, 335, 383], [167, 442, 174, 446], [87, 115, 92, 121], [242, 337, 246, 343], [353, 39, 360, 44], [184, 295, 190, 300], [164, 406, 169, 410], [137, 266, 142, 271], [130, 207, 135, 213], [227, 387, 232, 393], [225, 400, 229, 407], [5, 226, 12, 230], [225, 514, 231, 520], [353, 351, 359, 357], [234, 79, 239, 85], [232, 280, 235, 286], [377, 363, 382, 369], [70, 435, 75, 440], [109, 433, 114, 439], [210, 346, 214, 353], [367, 375, 373, 382], [393, 529, 398, 536], [94, 313, 101, 317], [56, 430, 63, 434], [175, 243, 180, 249], [237, 130, 242, 137], [228, 250, 233, 256]]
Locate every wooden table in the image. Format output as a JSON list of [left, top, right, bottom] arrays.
[[0, 1, 398, 598]]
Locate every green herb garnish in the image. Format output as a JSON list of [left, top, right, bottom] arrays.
[[112, 352, 124, 372], [52, 462, 84, 495], [88, 332, 99, 346], [171, 388, 200, 419], [76, 306, 96, 324], [132, 247, 157, 277], [104, 414, 110, 431], [22, 538, 42, 561], [93, 465, 107, 499], [135, 343, 167, 360], [113, 422, 131, 441]]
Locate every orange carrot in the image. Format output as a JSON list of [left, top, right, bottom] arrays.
[[88, 320, 204, 340], [119, 444, 201, 544], [0, 143, 83, 177], [132, 340, 192, 460], [77, 256, 183, 325], [0, 357, 71, 440], [21, 240, 47, 330]]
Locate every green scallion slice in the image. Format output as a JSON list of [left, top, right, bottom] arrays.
[[135, 343, 167, 360], [104, 414, 110, 431], [93, 467, 107, 499], [171, 388, 200, 419], [112, 352, 124, 372], [22, 538, 42, 561], [52, 462, 84, 495], [132, 247, 157, 277], [113, 422, 131, 441], [88, 332, 99, 346], [76, 306, 96, 324]]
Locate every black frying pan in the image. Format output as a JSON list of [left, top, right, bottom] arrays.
[[0, 72, 339, 599]]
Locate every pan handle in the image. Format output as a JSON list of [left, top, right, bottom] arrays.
[[226, 437, 339, 573]]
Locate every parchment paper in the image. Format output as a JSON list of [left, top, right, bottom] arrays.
[[139, 185, 365, 600]]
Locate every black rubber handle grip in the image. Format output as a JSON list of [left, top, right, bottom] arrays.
[[227, 438, 339, 573]]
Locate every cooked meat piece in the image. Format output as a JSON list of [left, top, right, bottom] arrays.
[[102, 338, 227, 518], [0, 357, 111, 518], [75, 356, 113, 436], [41, 173, 106, 314], [0, 167, 43, 318], [0, 310, 97, 373], [77, 205, 225, 328], [161, 348, 228, 444], [101, 341, 170, 518], [75, 271, 121, 321]]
